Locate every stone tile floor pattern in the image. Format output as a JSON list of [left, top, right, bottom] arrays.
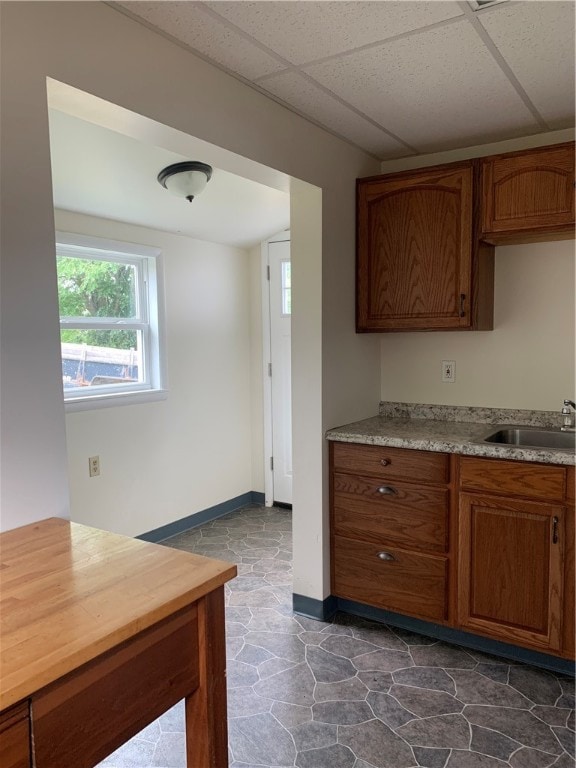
[[99, 504, 575, 768]]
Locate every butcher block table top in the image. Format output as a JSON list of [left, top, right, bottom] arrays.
[[0, 517, 237, 712]]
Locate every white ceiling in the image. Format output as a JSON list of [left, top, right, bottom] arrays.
[[113, 0, 575, 160], [48, 109, 290, 248]]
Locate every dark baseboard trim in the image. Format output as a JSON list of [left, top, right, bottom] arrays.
[[292, 595, 575, 676], [138, 491, 265, 543], [292, 593, 338, 621]]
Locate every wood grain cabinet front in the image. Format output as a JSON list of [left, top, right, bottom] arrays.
[[458, 456, 572, 655], [0, 703, 30, 768], [356, 162, 495, 332], [562, 466, 575, 659], [330, 443, 451, 624], [330, 442, 575, 661], [458, 491, 564, 653], [481, 142, 575, 243]]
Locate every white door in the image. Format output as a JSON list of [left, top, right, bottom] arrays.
[[269, 240, 292, 505]]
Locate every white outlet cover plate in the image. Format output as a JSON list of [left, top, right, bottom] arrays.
[[442, 360, 456, 382]]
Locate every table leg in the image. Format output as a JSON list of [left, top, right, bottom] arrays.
[[185, 586, 229, 768]]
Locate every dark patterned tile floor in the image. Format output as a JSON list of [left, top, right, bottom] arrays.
[[99, 504, 575, 768]]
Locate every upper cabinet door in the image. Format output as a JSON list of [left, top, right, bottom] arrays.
[[357, 164, 476, 332], [481, 143, 575, 242]]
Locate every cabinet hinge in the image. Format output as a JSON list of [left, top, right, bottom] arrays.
[[268, 362, 272, 377], [266, 265, 270, 280], [270, 456, 274, 470]]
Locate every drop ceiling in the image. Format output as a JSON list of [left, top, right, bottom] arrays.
[[113, 0, 575, 160]]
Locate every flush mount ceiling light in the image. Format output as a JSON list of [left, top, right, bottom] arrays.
[[157, 161, 213, 202]]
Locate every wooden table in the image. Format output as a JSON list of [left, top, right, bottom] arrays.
[[0, 517, 236, 768]]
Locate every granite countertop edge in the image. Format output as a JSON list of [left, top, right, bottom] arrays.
[[326, 410, 576, 467]]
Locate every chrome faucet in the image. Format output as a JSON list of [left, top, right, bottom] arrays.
[[561, 399, 576, 432]]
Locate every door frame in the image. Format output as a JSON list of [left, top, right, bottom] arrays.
[[261, 229, 290, 507]]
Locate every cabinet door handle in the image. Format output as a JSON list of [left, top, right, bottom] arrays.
[[377, 551, 395, 561], [377, 486, 397, 495], [380, 459, 390, 466], [460, 293, 466, 318], [552, 516, 559, 544]]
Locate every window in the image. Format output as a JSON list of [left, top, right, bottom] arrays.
[[56, 233, 165, 409]]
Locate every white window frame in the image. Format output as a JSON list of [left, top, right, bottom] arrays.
[[56, 232, 167, 411]]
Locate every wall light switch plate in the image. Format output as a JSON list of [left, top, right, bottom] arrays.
[[442, 360, 456, 383]]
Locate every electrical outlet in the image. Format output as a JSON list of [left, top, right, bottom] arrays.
[[89, 455, 100, 477], [442, 360, 456, 383]]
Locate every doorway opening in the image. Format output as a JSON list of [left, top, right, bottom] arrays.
[[46, 78, 300, 537]]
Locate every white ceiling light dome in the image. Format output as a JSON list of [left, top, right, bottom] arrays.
[[157, 161, 213, 202]]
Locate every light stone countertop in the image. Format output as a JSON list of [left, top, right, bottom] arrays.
[[326, 404, 576, 467]]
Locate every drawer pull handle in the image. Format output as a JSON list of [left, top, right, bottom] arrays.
[[377, 486, 397, 495], [377, 551, 395, 562], [380, 459, 391, 466]]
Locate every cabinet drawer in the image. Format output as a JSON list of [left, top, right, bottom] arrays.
[[0, 703, 30, 768], [333, 535, 448, 621], [332, 442, 449, 484], [333, 473, 448, 552], [459, 457, 566, 502]]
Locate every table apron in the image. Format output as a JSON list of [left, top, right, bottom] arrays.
[[30, 605, 199, 768]]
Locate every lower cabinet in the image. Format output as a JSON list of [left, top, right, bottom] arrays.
[[563, 467, 575, 658], [458, 492, 563, 652], [330, 442, 451, 624], [330, 441, 574, 659]]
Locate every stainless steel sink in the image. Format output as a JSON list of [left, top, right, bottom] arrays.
[[482, 426, 576, 451]]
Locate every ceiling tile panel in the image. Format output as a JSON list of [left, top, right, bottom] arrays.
[[305, 19, 541, 153], [207, 1, 464, 66], [117, 1, 284, 80], [478, 1, 575, 129], [261, 71, 411, 158]]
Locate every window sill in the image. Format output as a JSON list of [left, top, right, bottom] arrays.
[[64, 389, 168, 413]]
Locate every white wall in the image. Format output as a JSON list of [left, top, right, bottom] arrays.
[[381, 240, 575, 409], [0, 2, 380, 600], [57, 210, 256, 537]]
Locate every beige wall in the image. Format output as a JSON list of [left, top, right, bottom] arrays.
[[380, 240, 575, 409], [57, 210, 257, 537], [0, 2, 380, 599]]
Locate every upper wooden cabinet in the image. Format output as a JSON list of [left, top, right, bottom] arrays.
[[356, 142, 575, 333], [356, 162, 494, 332], [481, 142, 575, 243]]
